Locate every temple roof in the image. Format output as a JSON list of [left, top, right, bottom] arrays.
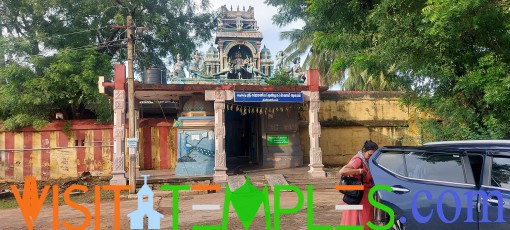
[[215, 31, 263, 42], [220, 5, 254, 19], [206, 44, 218, 59], [260, 45, 271, 59], [215, 5, 262, 43]]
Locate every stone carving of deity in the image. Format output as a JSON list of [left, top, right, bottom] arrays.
[[243, 56, 250, 67], [246, 57, 254, 73], [275, 51, 285, 69], [189, 50, 202, 71], [218, 20, 224, 32], [199, 59, 206, 74], [173, 53, 185, 78], [250, 58, 257, 70], [290, 57, 305, 82], [236, 16, 243, 31], [234, 51, 243, 69]]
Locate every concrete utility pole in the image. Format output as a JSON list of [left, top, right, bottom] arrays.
[[126, 15, 137, 194], [110, 15, 148, 193]]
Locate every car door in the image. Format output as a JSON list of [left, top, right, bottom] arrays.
[[478, 153, 510, 229], [370, 149, 479, 229]]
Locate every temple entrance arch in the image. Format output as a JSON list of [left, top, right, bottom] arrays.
[[223, 41, 257, 59]]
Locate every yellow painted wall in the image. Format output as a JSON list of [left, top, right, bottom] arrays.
[[101, 129, 113, 177], [300, 91, 420, 166], [319, 98, 410, 122], [32, 132, 42, 180], [13, 133, 23, 180]]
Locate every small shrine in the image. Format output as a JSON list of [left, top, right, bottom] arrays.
[[174, 94, 215, 176]]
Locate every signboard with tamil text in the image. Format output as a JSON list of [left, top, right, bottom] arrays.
[[234, 92, 303, 103]]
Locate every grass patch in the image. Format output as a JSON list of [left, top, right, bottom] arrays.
[[0, 199, 20, 209]]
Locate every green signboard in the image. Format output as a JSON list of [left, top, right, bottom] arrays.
[[268, 135, 290, 146]]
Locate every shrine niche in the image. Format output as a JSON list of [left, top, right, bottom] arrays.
[[226, 44, 255, 79]]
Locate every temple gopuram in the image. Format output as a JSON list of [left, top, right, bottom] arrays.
[[101, 5, 328, 185]]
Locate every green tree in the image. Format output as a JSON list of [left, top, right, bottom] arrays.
[[271, 0, 510, 141], [0, 50, 113, 130], [265, 68, 299, 85], [341, 67, 399, 91], [267, 0, 354, 86], [0, 0, 216, 130]]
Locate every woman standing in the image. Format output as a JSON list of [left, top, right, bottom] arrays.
[[339, 140, 379, 229]]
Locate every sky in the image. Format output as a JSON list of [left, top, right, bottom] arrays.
[[198, 0, 305, 60]]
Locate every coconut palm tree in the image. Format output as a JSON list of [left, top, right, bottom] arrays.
[[279, 27, 344, 85], [341, 67, 401, 91], [280, 24, 398, 89]]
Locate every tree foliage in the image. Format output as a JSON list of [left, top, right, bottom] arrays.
[[341, 67, 400, 91], [265, 68, 300, 85], [0, 50, 113, 130], [270, 0, 510, 141], [0, 0, 216, 130], [267, 0, 344, 85]]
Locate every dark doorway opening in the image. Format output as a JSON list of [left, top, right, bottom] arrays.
[[225, 103, 261, 170]]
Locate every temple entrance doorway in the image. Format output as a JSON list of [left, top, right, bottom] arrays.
[[225, 102, 262, 170]]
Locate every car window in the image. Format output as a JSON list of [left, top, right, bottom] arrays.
[[375, 152, 406, 176], [491, 157, 510, 189], [405, 152, 466, 184]]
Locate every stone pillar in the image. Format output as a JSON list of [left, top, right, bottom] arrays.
[[306, 70, 325, 177], [205, 90, 234, 183], [213, 91, 227, 183], [110, 89, 127, 184], [308, 91, 325, 177]]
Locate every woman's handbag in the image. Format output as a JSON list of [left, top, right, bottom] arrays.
[[338, 174, 364, 204]]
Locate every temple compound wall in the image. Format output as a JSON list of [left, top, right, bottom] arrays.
[[0, 119, 176, 182], [0, 91, 420, 182], [299, 91, 420, 166]]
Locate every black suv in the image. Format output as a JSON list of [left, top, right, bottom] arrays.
[[370, 140, 510, 229]]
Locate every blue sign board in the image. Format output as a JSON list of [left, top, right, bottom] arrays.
[[234, 92, 304, 103]]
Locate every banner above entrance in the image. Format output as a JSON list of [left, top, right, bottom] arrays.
[[234, 92, 304, 103]]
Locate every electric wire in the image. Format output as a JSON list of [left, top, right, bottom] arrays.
[[41, 26, 109, 40], [0, 25, 127, 55], [14, 39, 126, 58], [0, 26, 111, 49]]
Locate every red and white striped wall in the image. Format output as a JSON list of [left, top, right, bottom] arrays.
[[0, 119, 177, 182]]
